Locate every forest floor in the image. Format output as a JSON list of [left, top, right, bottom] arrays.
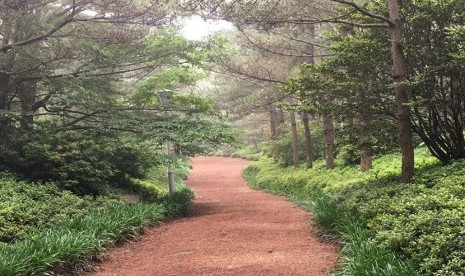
[[83, 156, 338, 276]]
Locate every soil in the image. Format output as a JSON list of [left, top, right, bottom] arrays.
[[83, 156, 338, 276]]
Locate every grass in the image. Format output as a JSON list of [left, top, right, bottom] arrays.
[[288, 190, 417, 276], [336, 217, 417, 276], [0, 186, 194, 276], [242, 147, 465, 275], [0, 173, 122, 243]]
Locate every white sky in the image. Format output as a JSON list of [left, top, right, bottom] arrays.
[[181, 15, 234, 40], [81, 11, 233, 41]]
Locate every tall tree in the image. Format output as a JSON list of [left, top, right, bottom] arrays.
[[289, 110, 300, 169], [387, 0, 414, 182], [322, 0, 413, 181], [302, 24, 316, 169], [403, 0, 465, 165]]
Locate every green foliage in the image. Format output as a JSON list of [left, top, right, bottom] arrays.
[[337, 145, 361, 166], [231, 145, 264, 160], [0, 174, 121, 243], [0, 187, 193, 276], [0, 127, 158, 196], [336, 217, 417, 276], [127, 178, 167, 202], [267, 122, 325, 167], [171, 158, 192, 180], [401, 0, 465, 164], [243, 147, 465, 275], [338, 160, 465, 275], [159, 185, 195, 218], [133, 67, 204, 107]]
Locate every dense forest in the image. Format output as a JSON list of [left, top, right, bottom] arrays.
[[1, 0, 465, 275]]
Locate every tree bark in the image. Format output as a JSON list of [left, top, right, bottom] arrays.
[[1, 18, 14, 111], [290, 111, 300, 169], [302, 111, 313, 168], [0, 73, 9, 110], [301, 23, 315, 169], [359, 79, 374, 172], [324, 116, 335, 169], [388, 0, 414, 182], [269, 104, 278, 140], [17, 80, 38, 131], [359, 114, 372, 172], [276, 108, 285, 138]]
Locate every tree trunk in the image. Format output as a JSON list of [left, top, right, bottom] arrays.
[[324, 116, 335, 169], [1, 21, 14, 111], [276, 108, 285, 138], [17, 80, 37, 131], [388, 0, 414, 182], [0, 73, 9, 110], [359, 114, 372, 172], [301, 23, 315, 169], [359, 79, 374, 172], [290, 111, 300, 169], [269, 105, 278, 140], [302, 111, 313, 168]]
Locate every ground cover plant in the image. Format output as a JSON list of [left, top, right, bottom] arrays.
[[0, 185, 194, 276], [0, 154, 194, 276], [243, 147, 465, 275], [0, 173, 122, 243]]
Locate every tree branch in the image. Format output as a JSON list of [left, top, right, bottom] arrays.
[[329, 0, 394, 26], [239, 29, 335, 58], [244, 18, 388, 28], [219, 61, 288, 85], [0, 9, 79, 53]]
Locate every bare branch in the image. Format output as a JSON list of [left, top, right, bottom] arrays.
[[0, 17, 74, 53], [244, 18, 388, 28], [218, 61, 288, 85], [329, 0, 394, 26], [239, 29, 334, 58], [271, 30, 330, 49], [326, 19, 389, 28]]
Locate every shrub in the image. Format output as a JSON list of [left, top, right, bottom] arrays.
[[160, 185, 195, 218], [267, 123, 325, 167], [0, 186, 194, 276], [337, 145, 360, 166], [338, 166, 465, 275], [127, 178, 167, 201], [336, 217, 417, 276], [0, 126, 160, 196], [0, 174, 121, 243], [243, 147, 465, 275]]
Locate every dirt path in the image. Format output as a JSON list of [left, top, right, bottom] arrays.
[[84, 156, 338, 276]]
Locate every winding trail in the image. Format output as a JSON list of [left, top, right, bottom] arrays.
[[84, 156, 338, 276]]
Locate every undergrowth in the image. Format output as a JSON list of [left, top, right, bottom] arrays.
[[0, 158, 194, 276], [0, 174, 121, 243], [0, 185, 194, 276], [243, 147, 465, 275]]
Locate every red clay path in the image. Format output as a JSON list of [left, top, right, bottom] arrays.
[[84, 156, 338, 276]]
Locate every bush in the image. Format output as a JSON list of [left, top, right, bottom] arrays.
[[267, 123, 325, 167], [336, 217, 417, 276], [127, 178, 167, 201], [0, 174, 121, 243], [160, 185, 195, 218], [243, 147, 465, 275], [337, 145, 360, 166], [0, 126, 159, 196], [338, 162, 465, 275], [0, 186, 194, 276]]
